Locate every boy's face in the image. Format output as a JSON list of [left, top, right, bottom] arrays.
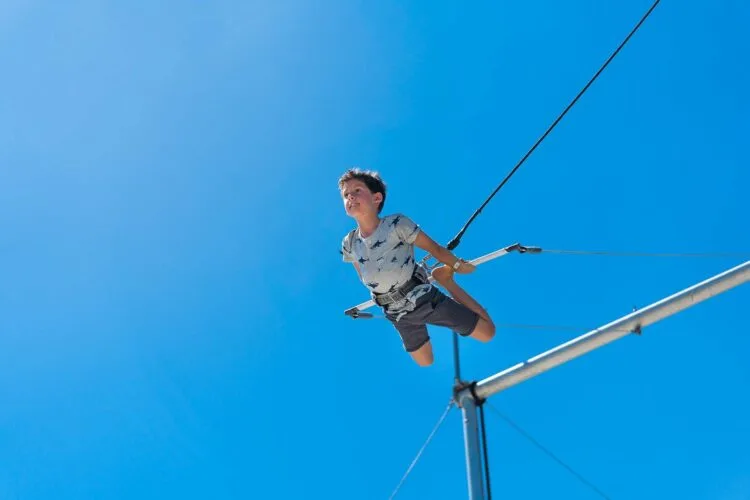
[[341, 179, 383, 217]]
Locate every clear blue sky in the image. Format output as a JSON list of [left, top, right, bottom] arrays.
[[1, 1, 748, 499]]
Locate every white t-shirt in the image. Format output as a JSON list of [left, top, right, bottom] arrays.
[[341, 213, 432, 318]]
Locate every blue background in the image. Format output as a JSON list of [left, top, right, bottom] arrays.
[[1, 1, 748, 498]]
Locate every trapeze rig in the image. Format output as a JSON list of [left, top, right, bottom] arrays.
[[344, 243, 749, 499], [344, 242, 542, 320]]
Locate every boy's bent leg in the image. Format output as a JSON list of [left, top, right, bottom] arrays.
[[409, 341, 434, 367], [385, 302, 435, 367], [468, 318, 495, 343], [431, 266, 496, 342]]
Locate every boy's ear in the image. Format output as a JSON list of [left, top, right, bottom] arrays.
[[373, 192, 383, 208]]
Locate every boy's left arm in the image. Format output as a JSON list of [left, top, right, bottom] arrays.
[[413, 230, 475, 274]]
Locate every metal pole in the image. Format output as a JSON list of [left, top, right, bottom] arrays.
[[458, 391, 485, 500], [470, 260, 750, 401], [453, 332, 462, 385]]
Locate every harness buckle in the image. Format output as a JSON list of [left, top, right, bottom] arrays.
[[373, 286, 409, 307], [372, 265, 429, 307]]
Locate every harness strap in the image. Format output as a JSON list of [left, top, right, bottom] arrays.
[[372, 266, 429, 306]]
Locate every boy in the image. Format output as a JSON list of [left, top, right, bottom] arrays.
[[339, 168, 495, 367]]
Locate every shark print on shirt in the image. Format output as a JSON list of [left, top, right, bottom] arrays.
[[340, 213, 432, 319]]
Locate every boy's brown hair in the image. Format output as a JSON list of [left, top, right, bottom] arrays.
[[338, 168, 387, 213]]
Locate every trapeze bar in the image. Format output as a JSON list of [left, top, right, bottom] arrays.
[[344, 242, 534, 317]]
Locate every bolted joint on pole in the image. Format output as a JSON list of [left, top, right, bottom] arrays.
[[454, 381, 485, 409]]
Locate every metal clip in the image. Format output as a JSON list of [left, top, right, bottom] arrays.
[[345, 307, 373, 319]]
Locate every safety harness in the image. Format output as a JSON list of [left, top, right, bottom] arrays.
[[371, 264, 430, 307]]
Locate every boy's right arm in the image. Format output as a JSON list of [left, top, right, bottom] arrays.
[[352, 262, 363, 280]]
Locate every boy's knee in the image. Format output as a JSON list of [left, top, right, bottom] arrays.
[[409, 343, 434, 367], [485, 321, 496, 340], [415, 357, 434, 367], [472, 318, 495, 342]]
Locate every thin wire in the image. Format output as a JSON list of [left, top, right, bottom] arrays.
[[447, 0, 661, 251], [499, 323, 646, 335], [389, 401, 455, 499], [485, 402, 611, 500], [478, 404, 493, 500], [543, 249, 750, 259], [498, 323, 593, 332], [363, 315, 639, 335]]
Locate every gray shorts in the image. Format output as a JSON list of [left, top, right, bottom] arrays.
[[385, 286, 480, 352]]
